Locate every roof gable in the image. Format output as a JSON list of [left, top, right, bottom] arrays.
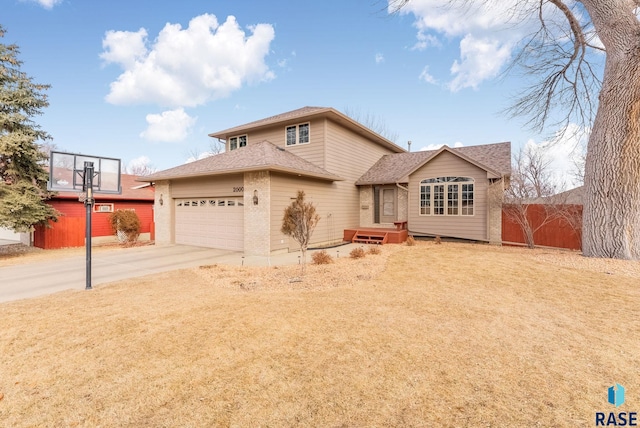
[[141, 140, 343, 182], [53, 174, 154, 201], [356, 142, 511, 185]]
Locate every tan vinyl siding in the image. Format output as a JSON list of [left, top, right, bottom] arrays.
[[270, 173, 343, 252], [324, 120, 396, 230], [237, 118, 326, 168], [170, 174, 244, 198], [408, 151, 489, 241]]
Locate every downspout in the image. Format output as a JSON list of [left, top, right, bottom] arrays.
[[486, 175, 506, 242]]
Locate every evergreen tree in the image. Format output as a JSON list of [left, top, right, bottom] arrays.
[[0, 25, 58, 232]]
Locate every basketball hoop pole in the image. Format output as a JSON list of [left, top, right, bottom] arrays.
[[84, 161, 95, 290]]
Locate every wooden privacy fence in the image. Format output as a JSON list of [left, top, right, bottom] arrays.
[[502, 204, 583, 250], [34, 217, 85, 249]]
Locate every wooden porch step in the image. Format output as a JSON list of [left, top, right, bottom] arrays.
[[351, 230, 389, 245]]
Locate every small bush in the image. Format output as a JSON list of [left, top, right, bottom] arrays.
[[406, 236, 416, 246], [367, 246, 381, 255], [350, 247, 366, 259], [312, 250, 333, 265], [108, 209, 141, 244]]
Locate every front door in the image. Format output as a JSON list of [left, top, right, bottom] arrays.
[[380, 187, 396, 223]]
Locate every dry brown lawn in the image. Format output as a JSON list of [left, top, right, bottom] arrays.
[[1, 242, 639, 427]]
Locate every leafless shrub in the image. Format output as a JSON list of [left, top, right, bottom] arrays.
[[367, 246, 381, 255], [108, 210, 141, 245], [312, 250, 333, 265], [350, 247, 366, 259]]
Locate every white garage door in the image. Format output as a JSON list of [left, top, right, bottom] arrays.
[[175, 197, 244, 251]]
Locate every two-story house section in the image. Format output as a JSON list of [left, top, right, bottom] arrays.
[[142, 106, 510, 255], [143, 107, 404, 256]]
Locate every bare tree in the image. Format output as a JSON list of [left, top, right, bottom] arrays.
[[504, 145, 564, 248], [281, 191, 320, 274], [126, 162, 156, 176], [391, 0, 640, 259], [343, 107, 400, 142], [123, 157, 157, 176], [184, 141, 224, 164]]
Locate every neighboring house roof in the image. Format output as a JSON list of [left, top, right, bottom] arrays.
[[53, 174, 154, 201], [527, 186, 584, 204], [555, 186, 584, 204], [141, 140, 343, 182], [355, 142, 511, 185], [209, 106, 406, 154]]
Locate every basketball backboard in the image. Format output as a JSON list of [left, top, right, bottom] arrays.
[[48, 151, 122, 194]]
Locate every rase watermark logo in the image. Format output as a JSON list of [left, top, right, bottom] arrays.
[[610, 384, 626, 408], [596, 383, 637, 426]]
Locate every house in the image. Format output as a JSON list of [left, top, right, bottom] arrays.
[[33, 174, 155, 249], [142, 107, 511, 256]]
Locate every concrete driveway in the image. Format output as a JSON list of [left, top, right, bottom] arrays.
[[0, 245, 241, 303]]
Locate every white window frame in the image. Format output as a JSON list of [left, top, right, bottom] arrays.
[[285, 123, 310, 146], [93, 203, 114, 213], [229, 134, 247, 151], [419, 177, 474, 216]]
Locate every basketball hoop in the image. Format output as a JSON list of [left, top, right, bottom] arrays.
[[47, 151, 122, 291]]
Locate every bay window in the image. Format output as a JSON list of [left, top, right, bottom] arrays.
[[420, 177, 474, 216]]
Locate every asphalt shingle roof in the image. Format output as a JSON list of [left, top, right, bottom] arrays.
[[209, 106, 329, 138], [355, 142, 511, 185], [53, 174, 154, 201], [208, 106, 406, 154], [141, 140, 343, 182]]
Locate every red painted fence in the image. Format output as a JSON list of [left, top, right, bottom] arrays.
[[33, 200, 153, 249], [34, 217, 85, 249], [502, 204, 583, 250]]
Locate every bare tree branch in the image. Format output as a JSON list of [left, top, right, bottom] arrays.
[[504, 0, 602, 136]]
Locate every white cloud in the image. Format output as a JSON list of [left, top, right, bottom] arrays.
[[419, 66, 437, 84], [101, 14, 275, 107], [22, 0, 62, 9], [140, 108, 197, 143], [412, 31, 441, 51], [126, 156, 156, 174], [448, 35, 513, 91], [185, 152, 216, 164], [100, 29, 148, 69], [375, 53, 385, 64], [419, 141, 464, 151], [393, 0, 542, 91]]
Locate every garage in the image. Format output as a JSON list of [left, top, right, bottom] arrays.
[[175, 197, 244, 251]]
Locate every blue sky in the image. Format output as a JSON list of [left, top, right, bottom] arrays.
[[4, 0, 589, 185]]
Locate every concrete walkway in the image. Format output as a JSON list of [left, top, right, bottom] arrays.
[[0, 243, 359, 303], [0, 239, 21, 246]]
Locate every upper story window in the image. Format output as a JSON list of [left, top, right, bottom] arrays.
[[420, 177, 474, 216], [229, 135, 247, 151], [286, 123, 310, 146]]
